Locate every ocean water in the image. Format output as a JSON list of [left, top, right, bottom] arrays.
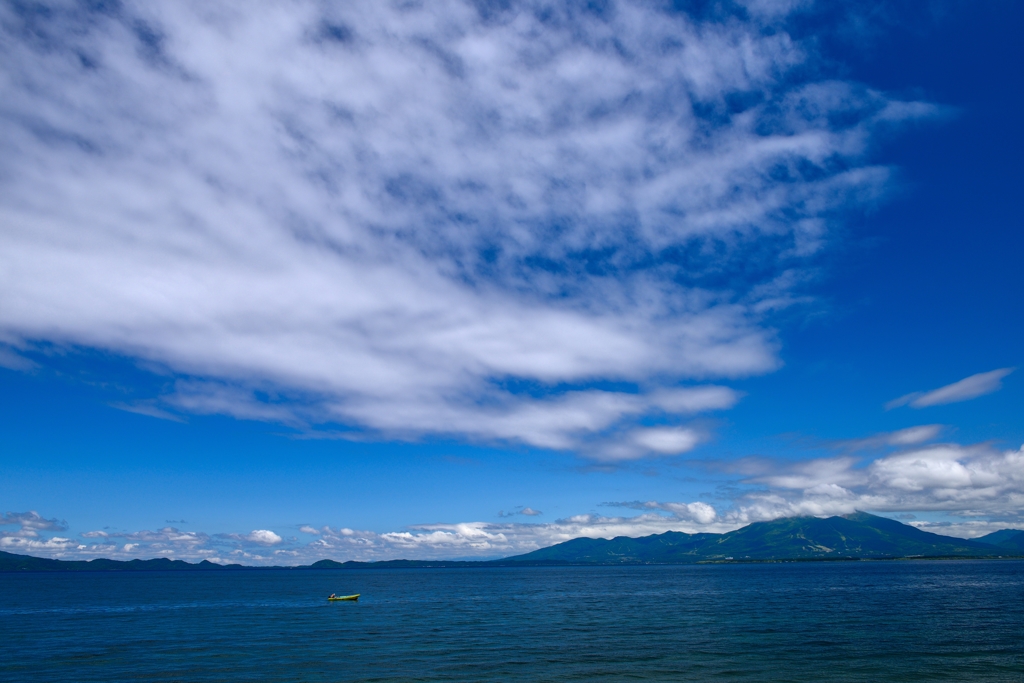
[[2, 561, 1023, 682]]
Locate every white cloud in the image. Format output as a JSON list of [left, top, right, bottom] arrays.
[[11, 441, 1024, 563], [630, 426, 702, 455], [733, 443, 1024, 521], [13, 433, 1024, 564], [908, 520, 1024, 540], [0, 536, 78, 552], [218, 529, 285, 545], [243, 530, 283, 545], [303, 512, 740, 561], [0, 1, 937, 455], [886, 368, 1015, 409], [885, 425, 944, 445], [498, 506, 543, 518], [0, 346, 37, 371], [1, 510, 68, 533], [56, 526, 213, 560], [835, 424, 944, 450], [109, 401, 188, 423], [580, 425, 705, 462], [7, 503, 735, 562], [609, 500, 719, 524], [587, 443, 1024, 536]]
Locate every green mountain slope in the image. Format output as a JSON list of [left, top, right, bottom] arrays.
[[976, 529, 1024, 550], [507, 512, 1007, 564], [511, 531, 718, 564], [696, 512, 997, 560]]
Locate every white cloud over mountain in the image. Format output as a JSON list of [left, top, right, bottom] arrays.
[[0, 1, 937, 456], [6, 440, 1022, 564], [732, 442, 1024, 524]]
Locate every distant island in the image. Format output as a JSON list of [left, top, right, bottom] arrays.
[[3, 512, 1023, 572]]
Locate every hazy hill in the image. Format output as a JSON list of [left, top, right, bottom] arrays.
[[0, 551, 247, 572], [976, 529, 1024, 551]]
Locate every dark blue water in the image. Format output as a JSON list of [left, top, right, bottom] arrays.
[[2, 561, 1023, 681]]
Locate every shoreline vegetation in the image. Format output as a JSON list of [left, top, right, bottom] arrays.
[[3, 512, 1023, 572]]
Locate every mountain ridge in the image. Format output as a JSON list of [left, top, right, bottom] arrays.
[[509, 512, 1004, 564], [2, 513, 1021, 571], [975, 528, 1024, 550]]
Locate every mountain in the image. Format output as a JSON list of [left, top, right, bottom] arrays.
[[3, 513, 1020, 572], [0, 551, 248, 572], [506, 512, 1007, 564], [976, 529, 1024, 551], [508, 531, 719, 564], [0, 551, 489, 572]]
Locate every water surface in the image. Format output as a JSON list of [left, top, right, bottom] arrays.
[[2, 560, 1023, 681]]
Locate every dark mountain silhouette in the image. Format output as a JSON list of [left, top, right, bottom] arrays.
[[0, 552, 248, 572]]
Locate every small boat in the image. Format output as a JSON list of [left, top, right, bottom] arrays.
[[328, 594, 360, 601]]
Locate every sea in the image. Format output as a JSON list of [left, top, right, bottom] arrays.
[[2, 560, 1023, 682]]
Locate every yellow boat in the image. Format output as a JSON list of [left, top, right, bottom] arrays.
[[328, 594, 360, 601]]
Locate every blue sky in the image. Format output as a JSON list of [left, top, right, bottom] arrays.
[[1, 0, 1021, 564]]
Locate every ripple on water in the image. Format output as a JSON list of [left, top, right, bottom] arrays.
[[2, 561, 1024, 682]]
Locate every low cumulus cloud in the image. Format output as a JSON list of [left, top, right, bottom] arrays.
[[239, 530, 284, 546], [77, 527, 213, 558], [605, 440, 1024, 538], [726, 443, 1024, 533], [0, 1, 938, 457], [0, 535, 80, 553], [11, 523, 289, 561], [1, 511, 68, 533], [10, 439, 1024, 563], [886, 368, 1015, 410], [604, 500, 719, 525], [299, 513, 741, 561], [80, 527, 209, 543], [214, 529, 284, 545], [8, 510, 732, 562], [0, 511, 76, 553]]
